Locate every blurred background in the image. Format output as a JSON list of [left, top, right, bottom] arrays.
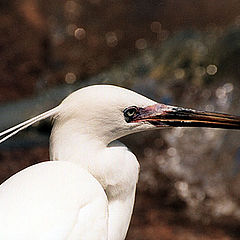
[[1, 0, 240, 239]]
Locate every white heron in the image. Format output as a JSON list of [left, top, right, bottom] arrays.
[[0, 84, 239, 240]]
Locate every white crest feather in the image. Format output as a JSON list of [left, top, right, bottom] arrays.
[[0, 106, 60, 144]]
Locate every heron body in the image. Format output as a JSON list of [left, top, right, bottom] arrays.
[[0, 85, 240, 240], [0, 161, 108, 240]]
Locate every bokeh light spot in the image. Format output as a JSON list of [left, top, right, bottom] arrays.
[[65, 72, 77, 84], [223, 83, 234, 93], [174, 68, 185, 79], [135, 38, 147, 50], [74, 28, 86, 40], [175, 181, 189, 198], [205, 104, 215, 112], [150, 21, 161, 33], [206, 64, 217, 75], [216, 87, 226, 99], [167, 147, 177, 157], [195, 66, 206, 77], [65, 0, 79, 13], [105, 32, 118, 47]]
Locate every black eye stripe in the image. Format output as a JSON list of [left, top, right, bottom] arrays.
[[123, 106, 139, 122]]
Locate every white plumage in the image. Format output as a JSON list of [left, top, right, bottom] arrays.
[[0, 161, 108, 240]]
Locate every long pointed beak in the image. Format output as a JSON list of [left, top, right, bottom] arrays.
[[134, 104, 240, 130]]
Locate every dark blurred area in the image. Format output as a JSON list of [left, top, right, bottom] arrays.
[[1, 0, 240, 239]]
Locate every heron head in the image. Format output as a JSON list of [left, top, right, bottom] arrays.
[[0, 84, 240, 147], [56, 85, 157, 144], [56, 84, 240, 145]]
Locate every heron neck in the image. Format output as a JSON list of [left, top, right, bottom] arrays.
[[50, 122, 139, 240], [49, 123, 139, 185]]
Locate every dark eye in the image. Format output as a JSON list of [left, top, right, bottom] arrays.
[[124, 106, 138, 122]]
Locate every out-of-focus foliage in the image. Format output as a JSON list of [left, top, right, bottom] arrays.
[[0, 0, 240, 100]]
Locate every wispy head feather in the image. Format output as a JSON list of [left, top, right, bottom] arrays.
[[0, 106, 60, 144]]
